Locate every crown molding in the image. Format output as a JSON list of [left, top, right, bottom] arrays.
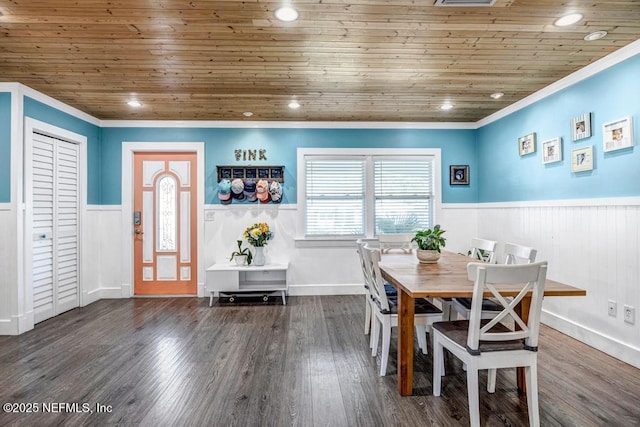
[[18, 84, 101, 126], [0, 82, 20, 92]]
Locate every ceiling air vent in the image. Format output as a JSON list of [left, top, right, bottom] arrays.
[[434, 0, 497, 6]]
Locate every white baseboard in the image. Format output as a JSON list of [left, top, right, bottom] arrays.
[[542, 310, 640, 369], [83, 289, 102, 306], [99, 286, 128, 299], [120, 284, 131, 298], [288, 283, 366, 296], [0, 318, 17, 335]]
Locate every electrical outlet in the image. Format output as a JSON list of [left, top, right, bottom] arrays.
[[623, 305, 635, 325], [608, 300, 617, 317]]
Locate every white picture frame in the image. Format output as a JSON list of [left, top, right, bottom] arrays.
[[603, 116, 633, 153], [542, 137, 562, 164], [571, 146, 593, 172], [571, 113, 592, 141], [518, 132, 536, 156]]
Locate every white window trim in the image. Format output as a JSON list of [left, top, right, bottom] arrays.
[[296, 147, 442, 245]]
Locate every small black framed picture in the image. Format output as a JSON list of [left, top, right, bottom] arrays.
[[270, 166, 283, 180], [450, 165, 469, 185], [232, 168, 245, 179], [258, 168, 270, 179], [219, 167, 232, 179], [245, 168, 257, 179]]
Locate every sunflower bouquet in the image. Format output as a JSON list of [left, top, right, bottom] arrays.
[[243, 222, 273, 247]]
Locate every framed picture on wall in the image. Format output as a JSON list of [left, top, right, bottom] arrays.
[[450, 165, 469, 185], [571, 113, 592, 141], [571, 146, 593, 172], [542, 137, 562, 164], [518, 133, 536, 156], [603, 116, 633, 152]]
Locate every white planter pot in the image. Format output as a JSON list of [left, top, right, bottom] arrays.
[[234, 255, 248, 266], [416, 249, 441, 264], [252, 246, 266, 266]]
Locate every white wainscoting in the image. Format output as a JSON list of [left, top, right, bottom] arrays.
[[74, 201, 639, 369], [0, 206, 18, 334], [473, 199, 640, 369], [83, 206, 126, 300]]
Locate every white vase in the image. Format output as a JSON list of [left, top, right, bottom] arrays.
[[416, 249, 441, 264], [252, 246, 266, 266], [234, 255, 247, 266]]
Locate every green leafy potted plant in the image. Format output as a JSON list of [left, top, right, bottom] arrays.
[[230, 240, 252, 266], [411, 224, 446, 263]]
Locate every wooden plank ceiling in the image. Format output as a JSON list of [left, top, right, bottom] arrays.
[[1, 0, 639, 122]]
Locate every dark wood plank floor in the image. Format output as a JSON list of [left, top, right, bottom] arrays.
[[0, 296, 639, 426]]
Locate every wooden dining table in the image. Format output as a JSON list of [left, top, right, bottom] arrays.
[[379, 251, 587, 396]]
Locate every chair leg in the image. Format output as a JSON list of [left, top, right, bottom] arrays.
[[379, 318, 391, 376], [415, 324, 427, 355], [487, 368, 497, 393], [371, 316, 380, 355], [526, 364, 540, 427], [433, 333, 444, 396], [364, 297, 372, 335], [440, 298, 451, 320], [466, 363, 481, 427]]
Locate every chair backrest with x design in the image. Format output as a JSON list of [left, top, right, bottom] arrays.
[[465, 261, 548, 353], [470, 238, 497, 264], [364, 244, 392, 313], [503, 242, 537, 265]]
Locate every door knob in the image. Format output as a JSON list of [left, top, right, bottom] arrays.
[[135, 229, 143, 235]]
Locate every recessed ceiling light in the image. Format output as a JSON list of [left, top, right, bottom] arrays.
[[274, 6, 298, 22], [554, 13, 583, 27], [490, 92, 504, 99], [127, 100, 142, 108], [243, 111, 254, 117], [288, 100, 301, 109], [584, 30, 607, 41], [440, 102, 453, 111]]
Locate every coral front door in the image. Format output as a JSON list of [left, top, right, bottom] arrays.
[[133, 152, 197, 295]]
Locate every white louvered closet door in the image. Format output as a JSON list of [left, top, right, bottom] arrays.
[[32, 133, 80, 323]]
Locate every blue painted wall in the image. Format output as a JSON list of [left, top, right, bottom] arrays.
[[24, 97, 101, 204], [477, 54, 640, 202], [100, 127, 477, 205], [0, 92, 11, 203]]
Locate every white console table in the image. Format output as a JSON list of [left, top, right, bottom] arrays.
[[206, 262, 289, 306]]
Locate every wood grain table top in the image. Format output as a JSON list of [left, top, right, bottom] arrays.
[[379, 251, 586, 299]]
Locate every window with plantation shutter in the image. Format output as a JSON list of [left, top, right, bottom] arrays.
[[299, 148, 440, 240], [305, 159, 365, 236], [374, 159, 432, 234]]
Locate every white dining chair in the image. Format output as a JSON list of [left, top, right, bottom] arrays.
[[356, 239, 375, 336], [378, 233, 414, 253], [452, 241, 537, 391], [433, 261, 548, 427], [503, 242, 537, 265], [453, 242, 537, 319], [357, 239, 398, 339], [447, 238, 498, 321], [364, 244, 443, 376]]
